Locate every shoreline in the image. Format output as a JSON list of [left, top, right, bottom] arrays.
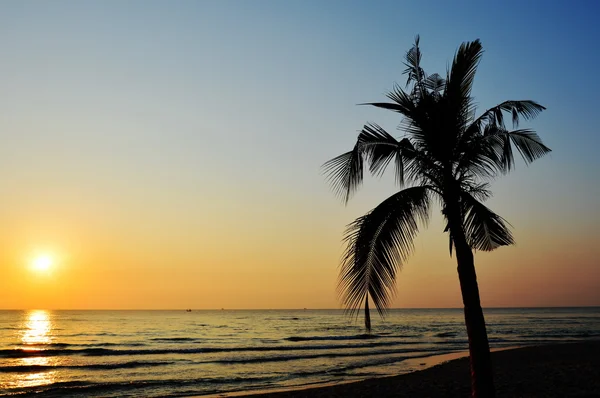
[[201, 346, 516, 398], [200, 341, 600, 397]]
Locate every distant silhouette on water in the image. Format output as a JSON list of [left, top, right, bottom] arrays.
[[323, 35, 550, 398]]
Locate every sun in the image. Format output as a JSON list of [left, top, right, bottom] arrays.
[[32, 255, 53, 272]]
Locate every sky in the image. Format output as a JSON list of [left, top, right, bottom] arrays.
[[0, 0, 599, 310]]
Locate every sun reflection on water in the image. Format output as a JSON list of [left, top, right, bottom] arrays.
[[12, 310, 56, 389], [22, 310, 53, 347]]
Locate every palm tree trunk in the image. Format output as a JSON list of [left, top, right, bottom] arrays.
[[450, 212, 495, 398]]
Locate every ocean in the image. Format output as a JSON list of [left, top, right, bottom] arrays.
[[1, 308, 599, 397]]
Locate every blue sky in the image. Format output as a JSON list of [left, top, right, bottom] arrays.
[[1, 1, 599, 308]]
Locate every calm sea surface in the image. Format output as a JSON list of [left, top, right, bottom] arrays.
[[1, 308, 599, 397]]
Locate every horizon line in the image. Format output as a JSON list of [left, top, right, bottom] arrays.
[[2, 305, 600, 311]]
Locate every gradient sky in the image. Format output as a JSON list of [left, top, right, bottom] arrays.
[[1, 0, 599, 309]]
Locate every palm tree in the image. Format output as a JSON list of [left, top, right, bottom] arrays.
[[323, 36, 550, 398]]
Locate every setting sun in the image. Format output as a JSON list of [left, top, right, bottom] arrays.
[[32, 255, 53, 272]]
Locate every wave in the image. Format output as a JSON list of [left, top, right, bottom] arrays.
[[58, 332, 124, 338], [0, 360, 172, 373], [280, 350, 456, 376], [0, 340, 418, 359], [8, 375, 278, 397], [4, 332, 596, 361], [205, 347, 440, 365], [5, 351, 456, 397], [20, 342, 147, 348], [150, 337, 199, 342], [0, 348, 446, 371], [435, 332, 458, 337], [520, 332, 600, 339], [285, 334, 380, 342]]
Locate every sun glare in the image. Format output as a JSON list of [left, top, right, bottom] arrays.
[[32, 255, 53, 272]]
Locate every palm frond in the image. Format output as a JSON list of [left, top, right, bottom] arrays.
[[402, 35, 426, 91], [445, 39, 484, 103], [457, 124, 551, 178], [461, 181, 492, 202], [507, 129, 552, 164], [359, 123, 401, 177], [455, 141, 502, 180], [485, 125, 515, 172], [359, 84, 416, 116], [322, 125, 426, 204], [461, 192, 514, 251], [386, 83, 416, 107], [322, 144, 363, 204], [358, 102, 408, 113], [423, 73, 446, 93], [472, 100, 546, 130], [359, 123, 417, 185], [483, 126, 552, 172], [338, 186, 431, 331]]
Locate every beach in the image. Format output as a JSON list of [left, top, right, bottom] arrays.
[[237, 341, 600, 398]]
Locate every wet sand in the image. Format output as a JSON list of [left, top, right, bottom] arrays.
[[216, 341, 600, 398]]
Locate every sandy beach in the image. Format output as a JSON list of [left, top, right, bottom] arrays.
[[225, 341, 600, 398]]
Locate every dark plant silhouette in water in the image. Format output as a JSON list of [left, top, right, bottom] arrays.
[[323, 36, 550, 398]]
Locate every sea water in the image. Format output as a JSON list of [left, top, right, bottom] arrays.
[[1, 308, 599, 397]]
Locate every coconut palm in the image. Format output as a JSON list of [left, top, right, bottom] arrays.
[[323, 36, 550, 398]]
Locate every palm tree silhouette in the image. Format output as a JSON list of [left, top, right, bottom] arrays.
[[323, 36, 550, 398]]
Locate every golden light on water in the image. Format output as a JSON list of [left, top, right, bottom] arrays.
[[10, 310, 57, 389], [13, 356, 55, 389], [22, 310, 52, 346]]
